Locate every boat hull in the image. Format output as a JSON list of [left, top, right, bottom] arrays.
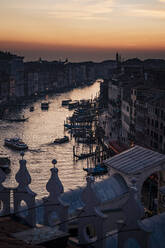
[[54, 136, 69, 144], [4, 140, 28, 150]]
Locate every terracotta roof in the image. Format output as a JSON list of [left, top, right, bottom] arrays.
[[109, 141, 129, 154]]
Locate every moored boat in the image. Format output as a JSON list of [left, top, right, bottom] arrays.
[[54, 136, 69, 144], [76, 136, 96, 144], [83, 164, 108, 176], [0, 157, 11, 173], [41, 102, 49, 109], [4, 138, 28, 150], [68, 100, 79, 110], [74, 152, 95, 160], [64, 123, 92, 130], [61, 99, 72, 106], [30, 106, 34, 112], [5, 117, 29, 122]]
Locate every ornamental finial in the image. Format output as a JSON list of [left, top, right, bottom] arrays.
[[52, 159, 57, 168], [20, 151, 25, 160]]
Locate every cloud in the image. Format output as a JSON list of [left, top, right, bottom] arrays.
[[0, 0, 114, 20], [45, 0, 114, 20], [132, 9, 165, 19], [112, 0, 165, 19]]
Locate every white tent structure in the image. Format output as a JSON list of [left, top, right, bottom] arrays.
[[104, 145, 165, 195]]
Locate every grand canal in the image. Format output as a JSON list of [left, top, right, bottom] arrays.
[[0, 81, 101, 198]]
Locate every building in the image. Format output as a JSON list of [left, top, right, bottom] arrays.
[[121, 93, 131, 144], [107, 77, 122, 141], [145, 95, 165, 153], [0, 51, 24, 99]]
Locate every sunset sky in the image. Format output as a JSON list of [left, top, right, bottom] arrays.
[[0, 0, 165, 61]]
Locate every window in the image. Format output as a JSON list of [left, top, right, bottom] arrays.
[[155, 108, 159, 117], [161, 110, 164, 119], [160, 123, 163, 129], [127, 106, 129, 112], [151, 119, 154, 126], [147, 118, 150, 125], [155, 120, 159, 128], [160, 135, 163, 143], [154, 142, 158, 149], [154, 132, 158, 141]]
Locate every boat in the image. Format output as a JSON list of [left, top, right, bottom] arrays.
[[74, 152, 95, 160], [76, 136, 96, 144], [64, 123, 92, 130], [83, 164, 108, 176], [68, 100, 79, 110], [4, 138, 28, 150], [30, 106, 34, 112], [61, 99, 72, 106], [53, 136, 69, 144], [41, 102, 49, 109], [5, 117, 29, 122], [0, 157, 11, 173]]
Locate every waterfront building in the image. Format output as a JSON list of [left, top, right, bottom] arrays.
[[121, 92, 131, 144], [0, 51, 24, 99], [129, 86, 165, 152], [10, 56, 25, 98], [25, 71, 39, 96], [0, 71, 10, 100], [130, 86, 152, 146], [145, 95, 165, 154], [85, 61, 96, 82], [107, 77, 122, 141]]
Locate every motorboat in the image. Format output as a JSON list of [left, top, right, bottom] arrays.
[[41, 102, 49, 109], [61, 99, 72, 106], [83, 164, 108, 176], [30, 106, 34, 112], [64, 123, 91, 130], [4, 138, 28, 150], [54, 136, 69, 144], [5, 117, 29, 122], [68, 100, 79, 110], [0, 157, 11, 173]]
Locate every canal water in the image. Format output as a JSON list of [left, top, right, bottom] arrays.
[[0, 81, 101, 199]]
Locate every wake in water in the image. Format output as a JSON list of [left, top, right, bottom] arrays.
[[39, 142, 55, 147], [28, 148, 46, 153]]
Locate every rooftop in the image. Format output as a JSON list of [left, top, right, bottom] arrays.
[[105, 145, 165, 175]]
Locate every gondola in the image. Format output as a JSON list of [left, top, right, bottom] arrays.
[[53, 136, 69, 144]]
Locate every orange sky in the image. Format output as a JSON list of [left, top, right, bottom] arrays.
[[0, 0, 165, 61]]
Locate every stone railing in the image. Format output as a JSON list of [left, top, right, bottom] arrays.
[[0, 152, 69, 230]]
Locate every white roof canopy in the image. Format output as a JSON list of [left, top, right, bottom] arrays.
[[105, 145, 165, 176]]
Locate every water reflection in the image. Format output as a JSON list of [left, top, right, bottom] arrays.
[[1, 82, 100, 198]]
